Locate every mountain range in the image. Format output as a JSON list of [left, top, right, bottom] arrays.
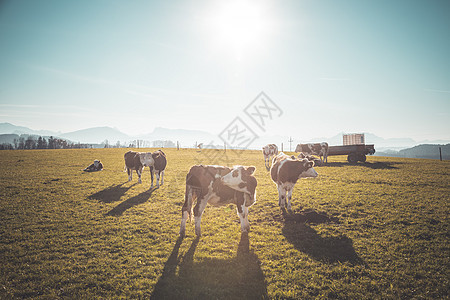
[[0, 122, 449, 151]]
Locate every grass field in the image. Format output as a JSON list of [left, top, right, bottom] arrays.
[[0, 148, 449, 299]]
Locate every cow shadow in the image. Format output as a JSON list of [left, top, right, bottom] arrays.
[[151, 233, 268, 299], [322, 161, 399, 169], [281, 209, 363, 264], [88, 182, 137, 203], [106, 188, 156, 216]]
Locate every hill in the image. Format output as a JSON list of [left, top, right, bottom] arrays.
[[59, 127, 132, 144]]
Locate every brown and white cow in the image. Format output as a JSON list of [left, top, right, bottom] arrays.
[[295, 142, 329, 163], [270, 152, 318, 210], [124, 150, 167, 187], [149, 150, 167, 188], [179, 165, 257, 237], [262, 144, 278, 171]]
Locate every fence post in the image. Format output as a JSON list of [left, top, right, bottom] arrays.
[[439, 147, 442, 161], [281, 143, 284, 152]]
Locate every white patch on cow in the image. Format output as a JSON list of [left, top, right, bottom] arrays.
[[139, 153, 154, 167], [299, 166, 318, 178], [220, 166, 254, 194]]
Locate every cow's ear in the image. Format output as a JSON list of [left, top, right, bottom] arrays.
[[246, 166, 256, 175]]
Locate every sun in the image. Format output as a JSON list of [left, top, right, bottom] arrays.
[[204, 0, 273, 60]]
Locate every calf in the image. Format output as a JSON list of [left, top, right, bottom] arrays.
[[179, 165, 257, 237], [295, 142, 329, 163], [270, 152, 318, 210], [262, 144, 278, 171]]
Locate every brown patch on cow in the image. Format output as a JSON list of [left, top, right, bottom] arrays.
[[232, 170, 239, 177]]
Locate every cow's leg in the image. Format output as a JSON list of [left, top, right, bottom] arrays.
[[127, 168, 132, 181], [149, 166, 154, 188], [180, 186, 194, 237], [193, 196, 208, 237], [155, 170, 161, 188], [137, 167, 142, 184], [286, 186, 294, 211], [278, 184, 286, 207], [160, 170, 165, 186], [237, 196, 250, 232]]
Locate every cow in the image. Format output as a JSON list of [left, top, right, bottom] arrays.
[[262, 144, 278, 171], [295, 142, 329, 163], [298, 152, 323, 166], [124, 150, 167, 187], [179, 165, 257, 237], [149, 150, 167, 188], [270, 152, 318, 210]]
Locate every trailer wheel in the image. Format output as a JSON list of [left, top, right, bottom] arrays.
[[347, 154, 358, 164], [358, 154, 367, 163]]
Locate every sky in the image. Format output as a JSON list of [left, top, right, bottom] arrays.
[[0, 0, 449, 143]]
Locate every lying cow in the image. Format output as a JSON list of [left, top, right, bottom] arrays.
[[295, 142, 329, 163], [179, 165, 257, 237], [270, 152, 318, 210], [262, 144, 278, 171], [124, 150, 167, 187]]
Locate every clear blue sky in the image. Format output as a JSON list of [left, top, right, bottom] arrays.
[[0, 0, 449, 141]]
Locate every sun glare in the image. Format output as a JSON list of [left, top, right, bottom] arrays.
[[204, 0, 273, 60]]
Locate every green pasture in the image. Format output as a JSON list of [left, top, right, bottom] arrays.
[[0, 148, 448, 299]]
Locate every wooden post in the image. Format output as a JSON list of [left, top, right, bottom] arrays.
[[224, 142, 226, 152], [177, 141, 179, 150], [281, 143, 284, 152], [439, 147, 442, 161]]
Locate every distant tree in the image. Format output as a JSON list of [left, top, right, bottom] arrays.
[[25, 136, 36, 149], [48, 136, 55, 149], [17, 137, 25, 150]]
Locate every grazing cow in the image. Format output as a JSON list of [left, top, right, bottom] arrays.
[[270, 152, 318, 210], [295, 142, 329, 163], [149, 150, 167, 188], [179, 165, 257, 237], [124, 150, 166, 187], [262, 144, 278, 171], [298, 152, 323, 166]]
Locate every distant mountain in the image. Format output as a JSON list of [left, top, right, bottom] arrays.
[[138, 127, 217, 148], [376, 144, 450, 160], [59, 127, 132, 144], [0, 122, 59, 136]]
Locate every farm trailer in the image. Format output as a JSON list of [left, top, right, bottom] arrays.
[[327, 144, 376, 163]]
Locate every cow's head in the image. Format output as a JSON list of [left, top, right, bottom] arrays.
[[139, 152, 154, 167], [221, 166, 257, 206], [298, 158, 318, 178]]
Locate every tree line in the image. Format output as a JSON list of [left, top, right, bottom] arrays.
[[0, 135, 178, 150], [0, 136, 92, 150]]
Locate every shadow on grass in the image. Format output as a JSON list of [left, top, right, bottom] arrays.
[[88, 182, 137, 203], [323, 161, 400, 169], [282, 209, 363, 264], [151, 233, 268, 299], [106, 188, 156, 216]]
